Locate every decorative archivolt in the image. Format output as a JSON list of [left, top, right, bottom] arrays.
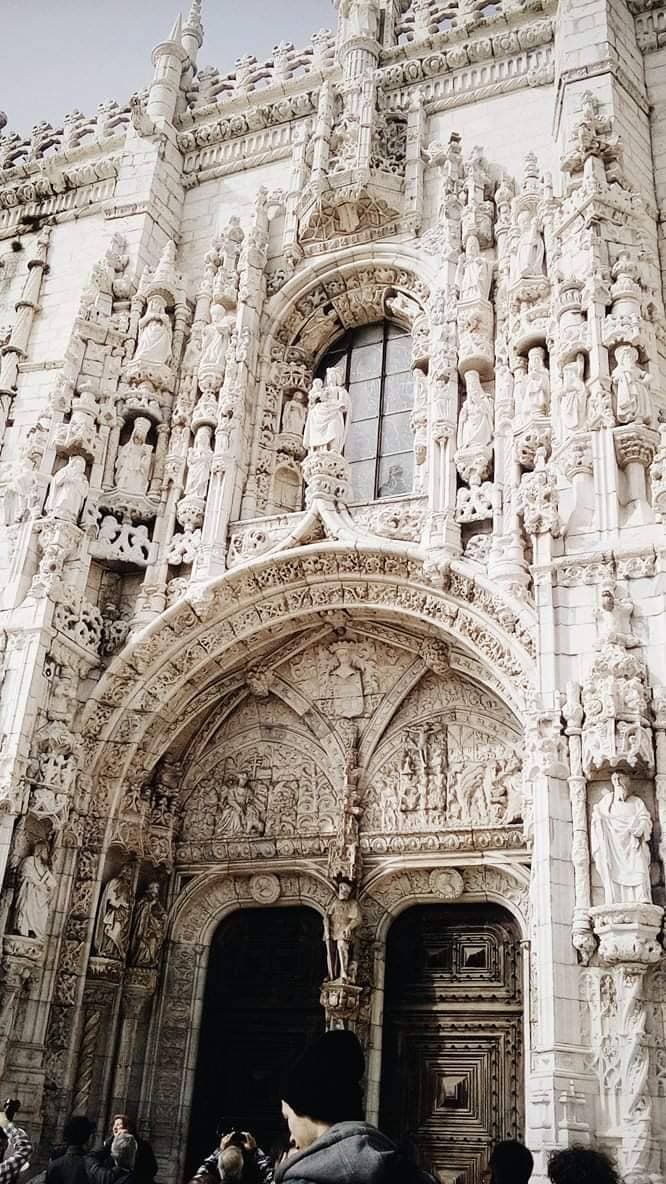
[[360, 863, 530, 938], [169, 867, 331, 946], [77, 545, 536, 825]]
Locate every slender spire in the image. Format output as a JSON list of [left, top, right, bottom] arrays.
[[182, 0, 204, 67], [168, 12, 183, 44]]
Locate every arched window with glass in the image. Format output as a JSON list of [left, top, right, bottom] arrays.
[[317, 320, 414, 503]]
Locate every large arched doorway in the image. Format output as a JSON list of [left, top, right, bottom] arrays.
[[185, 906, 326, 1176], [379, 903, 523, 1184]]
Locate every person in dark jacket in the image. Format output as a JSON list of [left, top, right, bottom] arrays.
[[275, 1030, 436, 1184], [87, 1132, 137, 1184], [105, 1117, 157, 1184], [47, 1116, 95, 1184]]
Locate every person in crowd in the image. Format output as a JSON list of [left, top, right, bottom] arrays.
[[46, 1116, 95, 1184], [0, 1106, 31, 1184], [488, 1140, 533, 1184], [105, 1116, 157, 1184], [86, 1132, 137, 1184], [548, 1147, 621, 1184], [276, 1029, 436, 1184], [192, 1130, 272, 1184]]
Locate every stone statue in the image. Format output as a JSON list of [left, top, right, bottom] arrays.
[[135, 296, 172, 365], [457, 371, 494, 451], [323, 878, 362, 982], [185, 425, 214, 499], [524, 347, 550, 417], [14, 841, 55, 940], [514, 210, 545, 280], [597, 579, 638, 649], [217, 772, 264, 836], [115, 417, 153, 496], [303, 370, 352, 455], [129, 881, 167, 968], [199, 303, 234, 371], [94, 864, 133, 960], [45, 456, 89, 523], [560, 354, 588, 433], [612, 345, 653, 426], [339, 0, 379, 40], [281, 391, 307, 437], [457, 235, 492, 303], [591, 773, 653, 905]]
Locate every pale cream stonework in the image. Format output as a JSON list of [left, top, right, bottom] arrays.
[[1, 0, 666, 1180]]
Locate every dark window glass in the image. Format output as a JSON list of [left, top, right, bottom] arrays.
[[317, 321, 414, 502]]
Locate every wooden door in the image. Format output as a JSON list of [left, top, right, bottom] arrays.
[[185, 906, 326, 1177], [379, 904, 523, 1184]]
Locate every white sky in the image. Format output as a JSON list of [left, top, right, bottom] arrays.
[[2, 0, 335, 136]]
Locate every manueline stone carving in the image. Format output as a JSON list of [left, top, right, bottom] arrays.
[[591, 773, 652, 906]]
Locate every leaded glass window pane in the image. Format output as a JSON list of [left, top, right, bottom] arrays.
[[316, 320, 415, 502]]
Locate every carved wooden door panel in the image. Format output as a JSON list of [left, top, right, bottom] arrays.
[[379, 904, 523, 1184]]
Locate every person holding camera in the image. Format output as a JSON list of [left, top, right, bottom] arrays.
[[192, 1129, 273, 1184], [0, 1103, 31, 1184]]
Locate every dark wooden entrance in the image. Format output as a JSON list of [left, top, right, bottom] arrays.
[[379, 903, 523, 1184], [186, 906, 326, 1177]]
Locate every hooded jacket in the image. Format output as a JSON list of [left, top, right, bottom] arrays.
[[275, 1122, 435, 1184]]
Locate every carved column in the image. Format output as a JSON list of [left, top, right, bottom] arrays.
[[109, 970, 157, 1117], [0, 228, 52, 448], [564, 683, 595, 963]]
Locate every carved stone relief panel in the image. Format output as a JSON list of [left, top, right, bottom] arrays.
[[363, 671, 522, 834]]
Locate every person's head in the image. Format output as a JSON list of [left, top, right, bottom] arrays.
[[62, 1115, 95, 1149], [548, 1147, 621, 1184], [489, 1140, 534, 1184], [281, 1029, 365, 1150], [337, 879, 353, 900], [111, 1133, 137, 1171], [217, 1147, 244, 1181], [112, 1114, 133, 1138]]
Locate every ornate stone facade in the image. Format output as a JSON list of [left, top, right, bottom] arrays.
[[1, 0, 666, 1181]]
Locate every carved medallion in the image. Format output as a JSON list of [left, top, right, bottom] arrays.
[[429, 869, 464, 900], [249, 873, 281, 904]]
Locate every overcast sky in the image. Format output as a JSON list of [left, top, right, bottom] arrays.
[[2, 0, 335, 136]]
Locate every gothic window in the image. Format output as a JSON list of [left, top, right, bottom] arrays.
[[318, 320, 414, 502]]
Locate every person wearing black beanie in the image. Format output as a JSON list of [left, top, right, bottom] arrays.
[[276, 1031, 436, 1184]]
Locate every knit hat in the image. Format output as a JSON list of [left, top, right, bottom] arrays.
[[281, 1030, 365, 1124]]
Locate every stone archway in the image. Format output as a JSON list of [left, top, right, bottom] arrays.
[[52, 546, 537, 1184], [146, 869, 332, 1184]]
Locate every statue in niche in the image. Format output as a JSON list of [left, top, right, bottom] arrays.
[[128, 881, 167, 968], [457, 371, 493, 451], [591, 772, 653, 905], [280, 390, 307, 437], [338, 0, 380, 40], [304, 370, 352, 455], [597, 579, 638, 649], [326, 641, 371, 718], [114, 417, 153, 496], [456, 235, 492, 303], [524, 347, 550, 417], [185, 425, 214, 499], [513, 210, 545, 281], [323, 878, 362, 982], [135, 296, 172, 365], [217, 771, 265, 836], [199, 303, 234, 371], [612, 345, 653, 426], [560, 354, 588, 433], [94, 864, 134, 959], [45, 455, 89, 523], [14, 841, 55, 941]]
